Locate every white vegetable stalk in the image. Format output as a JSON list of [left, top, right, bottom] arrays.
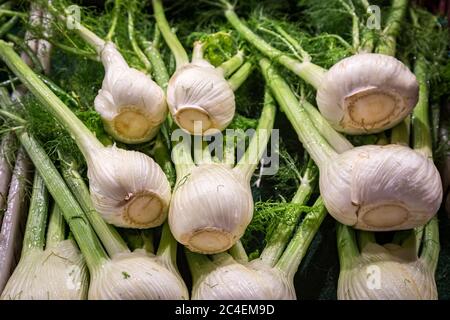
[[60, 156, 188, 300], [169, 90, 276, 254], [153, 0, 251, 135], [223, 1, 418, 135], [1, 175, 88, 300], [336, 223, 438, 300], [48, 2, 167, 144], [0, 42, 171, 229], [188, 195, 327, 300], [260, 58, 442, 231]]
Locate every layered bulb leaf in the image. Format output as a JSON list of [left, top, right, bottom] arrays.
[[191, 254, 295, 300], [338, 242, 437, 300], [316, 53, 418, 134], [169, 163, 253, 254], [88, 250, 188, 300], [0, 240, 88, 300], [86, 145, 171, 229], [94, 42, 167, 144], [320, 144, 442, 231], [166, 44, 236, 135]]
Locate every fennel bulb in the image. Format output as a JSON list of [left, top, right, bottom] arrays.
[[0, 41, 171, 229], [94, 42, 167, 144], [153, 0, 251, 135], [47, 1, 167, 144], [336, 223, 438, 300]]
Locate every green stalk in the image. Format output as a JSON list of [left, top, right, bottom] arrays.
[[59, 155, 129, 257], [0, 41, 104, 158], [217, 51, 245, 77], [233, 90, 276, 181], [272, 25, 311, 61], [127, 5, 152, 73], [0, 9, 26, 18], [229, 240, 248, 263], [224, 6, 326, 88], [185, 249, 216, 285], [376, 0, 408, 56], [141, 229, 154, 254], [143, 40, 170, 90], [0, 16, 18, 38], [156, 222, 178, 269], [152, 0, 189, 68], [303, 101, 353, 153], [259, 58, 337, 168], [7, 34, 44, 74], [390, 116, 411, 145], [172, 140, 195, 183], [357, 231, 376, 251], [227, 61, 253, 92], [420, 216, 439, 273], [259, 158, 316, 267], [106, 0, 121, 41], [18, 131, 108, 272], [49, 41, 98, 61], [45, 204, 66, 248], [152, 133, 177, 187], [412, 57, 432, 158], [276, 197, 327, 278], [21, 173, 49, 255], [336, 223, 360, 270]]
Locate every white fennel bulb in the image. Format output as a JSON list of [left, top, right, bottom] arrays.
[[169, 163, 253, 254], [316, 54, 418, 134], [338, 242, 437, 300], [88, 250, 189, 300], [190, 255, 295, 300], [86, 145, 171, 229], [1, 240, 88, 300], [94, 43, 167, 143], [166, 44, 236, 135], [320, 144, 442, 231], [153, 0, 253, 135]]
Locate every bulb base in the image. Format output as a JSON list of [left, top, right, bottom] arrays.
[[342, 87, 407, 133], [105, 106, 157, 144], [122, 191, 166, 229], [185, 227, 234, 254], [174, 105, 214, 135], [358, 202, 409, 230]]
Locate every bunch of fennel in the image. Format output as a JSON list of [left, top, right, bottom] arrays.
[[0, 40, 171, 230], [337, 8, 442, 299], [259, 58, 442, 231], [152, 0, 253, 135], [0, 85, 188, 299], [222, 0, 419, 135], [187, 161, 327, 299]]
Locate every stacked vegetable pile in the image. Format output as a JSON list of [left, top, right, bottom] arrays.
[[0, 0, 449, 300]]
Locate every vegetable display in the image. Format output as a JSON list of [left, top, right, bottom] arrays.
[[0, 0, 448, 301]]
